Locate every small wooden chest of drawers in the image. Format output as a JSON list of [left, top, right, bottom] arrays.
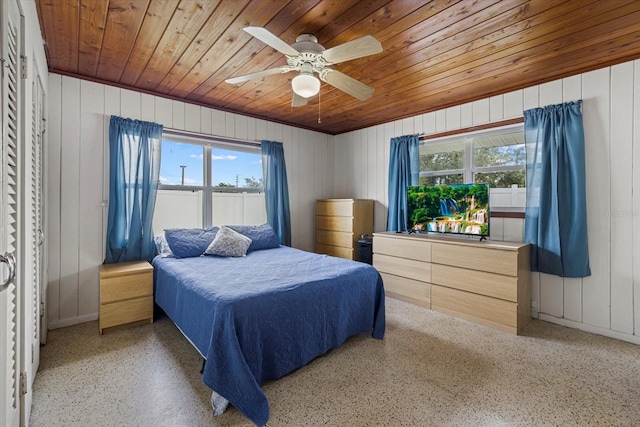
[[315, 198, 373, 261], [99, 260, 153, 334]]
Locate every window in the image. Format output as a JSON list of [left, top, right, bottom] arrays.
[[472, 130, 525, 188], [419, 125, 525, 208], [419, 139, 464, 185], [210, 146, 263, 189], [159, 141, 204, 186], [152, 133, 266, 232]]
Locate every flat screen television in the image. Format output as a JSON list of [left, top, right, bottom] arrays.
[[406, 183, 489, 237]]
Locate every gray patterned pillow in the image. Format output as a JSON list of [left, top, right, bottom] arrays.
[[205, 225, 252, 257]]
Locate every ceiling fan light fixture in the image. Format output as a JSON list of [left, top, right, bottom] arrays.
[[292, 73, 320, 98]]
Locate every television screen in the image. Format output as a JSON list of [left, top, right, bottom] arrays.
[[407, 183, 489, 237]]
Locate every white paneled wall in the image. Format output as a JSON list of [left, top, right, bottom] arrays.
[[333, 59, 640, 345], [47, 59, 640, 344], [46, 74, 332, 328]]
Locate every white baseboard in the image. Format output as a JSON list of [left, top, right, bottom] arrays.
[[538, 313, 640, 345], [48, 313, 98, 330]]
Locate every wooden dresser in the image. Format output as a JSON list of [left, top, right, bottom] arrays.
[[99, 260, 154, 334], [315, 199, 373, 261], [373, 232, 530, 334]]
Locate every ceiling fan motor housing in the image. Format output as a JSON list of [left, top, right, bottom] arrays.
[[288, 34, 327, 72], [292, 34, 325, 53]]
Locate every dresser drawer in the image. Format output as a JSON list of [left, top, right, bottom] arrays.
[[374, 235, 431, 262], [100, 272, 153, 304], [431, 264, 518, 302], [380, 272, 430, 307], [432, 243, 518, 276], [315, 243, 353, 260], [316, 215, 353, 232], [316, 200, 353, 217], [100, 296, 153, 330], [316, 229, 353, 248], [431, 285, 517, 332], [373, 253, 431, 282]]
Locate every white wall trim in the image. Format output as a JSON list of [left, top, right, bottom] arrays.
[[538, 313, 640, 345]]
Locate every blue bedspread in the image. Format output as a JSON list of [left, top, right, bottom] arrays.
[[153, 246, 385, 426]]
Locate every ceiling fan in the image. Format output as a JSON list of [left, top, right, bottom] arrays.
[[225, 27, 383, 107]]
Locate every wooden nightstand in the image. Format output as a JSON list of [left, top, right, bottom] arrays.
[[99, 260, 154, 334]]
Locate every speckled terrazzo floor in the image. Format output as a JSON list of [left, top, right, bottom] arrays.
[[31, 297, 640, 427]]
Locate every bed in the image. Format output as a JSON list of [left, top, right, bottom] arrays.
[[152, 226, 385, 426]]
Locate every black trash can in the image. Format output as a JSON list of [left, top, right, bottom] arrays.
[[357, 237, 373, 265]]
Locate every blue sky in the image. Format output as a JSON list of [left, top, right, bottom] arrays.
[[159, 140, 263, 186]]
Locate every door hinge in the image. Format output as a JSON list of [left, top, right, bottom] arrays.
[[40, 301, 45, 317], [20, 371, 28, 395], [21, 55, 28, 79]]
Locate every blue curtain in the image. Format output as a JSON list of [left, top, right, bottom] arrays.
[[386, 134, 420, 231], [261, 140, 291, 246], [524, 101, 590, 277], [105, 116, 163, 264]]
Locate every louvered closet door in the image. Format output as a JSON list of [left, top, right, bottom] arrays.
[[0, 0, 22, 425], [19, 72, 45, 425], [35, 76, 46, 346]]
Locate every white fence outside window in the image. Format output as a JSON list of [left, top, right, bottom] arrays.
[[152, 190, 266, 233], [490, 185, 526, 209]]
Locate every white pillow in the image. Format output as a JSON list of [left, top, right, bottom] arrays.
[[205, 225, 252, 257], [154, 234, 174, 257]]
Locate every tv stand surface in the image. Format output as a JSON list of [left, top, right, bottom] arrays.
[[372, 232, 530, 334]]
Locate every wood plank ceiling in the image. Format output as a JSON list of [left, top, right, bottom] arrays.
[[36, 0, 640, 135]]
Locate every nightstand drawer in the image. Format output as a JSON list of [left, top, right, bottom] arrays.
[[100, 296, 153, 330], [100, 272, 152, 304]]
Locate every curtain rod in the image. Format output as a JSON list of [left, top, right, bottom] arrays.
[[162, 127, 262, 148], [418, 117, 524, 141]]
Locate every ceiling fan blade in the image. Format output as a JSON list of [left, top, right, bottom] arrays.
[[321, 69, 375, 101], [243, 27, 299, 56], [321, 35, 382, 64], [291, 92, 309, 108], [225, 66, 292, 84]]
